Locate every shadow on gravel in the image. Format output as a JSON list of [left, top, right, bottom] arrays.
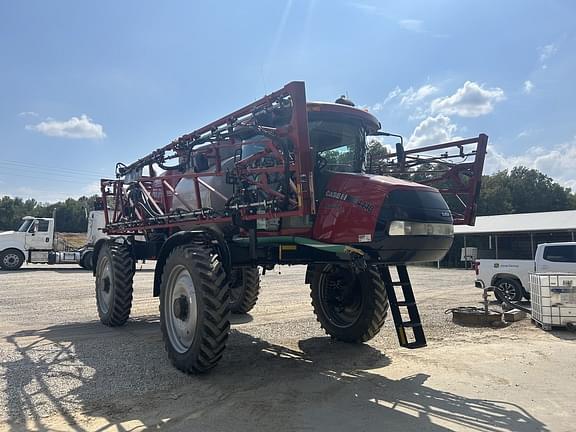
[[2, 319, 548, 432]]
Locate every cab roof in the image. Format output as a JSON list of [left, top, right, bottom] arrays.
[[307, 102, 381, 133]]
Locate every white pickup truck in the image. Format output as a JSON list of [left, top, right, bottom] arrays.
[[474, 242, 576, 302], [0, 210, 106, 271]]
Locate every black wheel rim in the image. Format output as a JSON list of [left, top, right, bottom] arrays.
[[318, 266, 363, 328], [498, 282, 518, 300]]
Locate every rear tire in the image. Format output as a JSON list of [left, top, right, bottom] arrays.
[[80, 251, 93, 270], [494, 278, 523, 303], [0, 249, 25, 271], [95, 241, 134, 326], [310, 264, 389, 343], [160, 243, 230, 374], [229, 267, 260, 314]]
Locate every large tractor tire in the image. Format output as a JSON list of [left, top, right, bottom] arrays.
[[160, 243, 230, 374], [229, 267, 260, 314], [0, 249, 25, 271], [94, 241, 135, 326], [310, 264, 389, 343]]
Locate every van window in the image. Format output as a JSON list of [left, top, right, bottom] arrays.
[[543, 245, 576, 263]]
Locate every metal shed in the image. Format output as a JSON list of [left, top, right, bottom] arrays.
[[443, 210, 576, 266]]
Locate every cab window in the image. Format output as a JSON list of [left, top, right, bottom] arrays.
[[18, 220, 33, 232], [37, 220, 50, 232], [309, 116, 366, 173]]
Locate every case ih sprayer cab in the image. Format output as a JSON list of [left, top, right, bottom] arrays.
[[93, 81, 487, 373]]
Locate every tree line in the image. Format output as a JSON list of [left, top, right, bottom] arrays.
[[1, 166, 575, 232]]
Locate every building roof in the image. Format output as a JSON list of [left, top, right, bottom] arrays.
[[454, 210, 576, 235]]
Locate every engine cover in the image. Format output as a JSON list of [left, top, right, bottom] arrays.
[[313, 173, 416, 243], [312, 172, 454, 263]]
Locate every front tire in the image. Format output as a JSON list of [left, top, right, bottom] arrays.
[[95, 241, 134, 326], [0, 249, 25, 271], [310, 264, 389, 342], [160, 244, 230, 374], [229, 267, 260, 314]]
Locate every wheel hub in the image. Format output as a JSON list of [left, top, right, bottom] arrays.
[[318, 267, 363, 328], [165, 265, 198, 354], [173, 295, 189, 321], [102, 277, 111, 293], [4, 254, 18, 266]]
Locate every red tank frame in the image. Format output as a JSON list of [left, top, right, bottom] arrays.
[[101, 82, 314, 236]]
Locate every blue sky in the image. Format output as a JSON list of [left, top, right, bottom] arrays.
[[1, 0, 575, 201]]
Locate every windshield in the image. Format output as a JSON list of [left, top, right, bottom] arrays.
[[18, 219, 33, 232], [308, 117, 367, 173]]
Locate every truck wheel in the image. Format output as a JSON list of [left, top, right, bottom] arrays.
[[80, 251, 93, 270], [229, 267, 260, 314], [0, 249, 25, 271], [310, 264, 389, 343], [160, 244, 230, 373], [95, 242, 135, 326], [494, 278, 523, 303]]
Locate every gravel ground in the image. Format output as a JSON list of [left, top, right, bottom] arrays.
[[0, 264, 575, 431]]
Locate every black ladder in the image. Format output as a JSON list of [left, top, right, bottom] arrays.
[[381, 265, 427, 349]]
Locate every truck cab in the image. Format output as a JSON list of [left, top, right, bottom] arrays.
[[0, 211, 106, 271], [0, 217, 55, 270]]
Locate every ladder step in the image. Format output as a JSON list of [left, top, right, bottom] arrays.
[[392, 281, 411, 287], [403, 341, 427, 349], [397, 301, 416, 307], [402, 321, 422, 328]]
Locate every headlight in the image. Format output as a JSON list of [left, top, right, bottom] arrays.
[[388, 221, 454, 236]]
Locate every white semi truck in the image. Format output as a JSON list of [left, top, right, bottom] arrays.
[[0, 210, 106, 271], [475, 242, 576, 302]]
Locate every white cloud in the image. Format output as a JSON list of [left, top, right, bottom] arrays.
[[517, 130, 531, 138], [407, 114, 459, 148], [523, 80, 534, 94], [18, 111, 39, 117], [399, 19, 424, 33], [400, 84, 439, 106], [26, 114, 106, 139], [486, 137, 576, 190], [539, 43, 558, 64], [382, 86, 403, 105], [430, 81, 505, 117], [348, 2, 387, 16], [371, 84, 438, 113]]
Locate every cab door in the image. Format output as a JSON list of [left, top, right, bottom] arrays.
[[25, 219, 53, 250]]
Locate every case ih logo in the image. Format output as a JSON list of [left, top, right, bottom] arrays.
[[325, 190, 375, 213]]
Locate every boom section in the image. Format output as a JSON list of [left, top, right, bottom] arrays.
[[100, 81, 313, 234]]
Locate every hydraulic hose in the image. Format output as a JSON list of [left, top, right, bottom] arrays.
[[493, 286, 532, 314]]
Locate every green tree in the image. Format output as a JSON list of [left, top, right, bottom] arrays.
[[477, 167, 575, 215]]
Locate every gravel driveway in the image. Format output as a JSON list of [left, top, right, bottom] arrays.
[[1, 264, 574, 431]]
